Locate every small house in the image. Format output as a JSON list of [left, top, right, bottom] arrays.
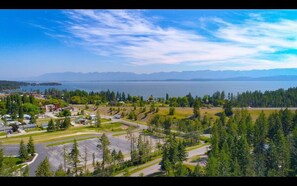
[[114, 114, 121, 119], [90, 114, 96, 120], [45, 104, 57, 112]]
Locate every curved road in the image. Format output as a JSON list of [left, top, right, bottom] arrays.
[[117, 144, 210, 177]]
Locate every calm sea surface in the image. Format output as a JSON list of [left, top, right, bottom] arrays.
[[21, 81, 297, 98]]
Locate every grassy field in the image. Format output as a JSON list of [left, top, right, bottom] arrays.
[[36, 118, 51, 126], [3, 157, 22, 165], [46, 136, 98, 147], [24, 128, 42, 132], [0, 132, 7, 136], [101, 118, 111, 123], [0, 122, 128, 145], [99, 105, 290, 124]]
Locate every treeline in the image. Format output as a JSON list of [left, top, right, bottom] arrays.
[[0, 93, 41, 122], [0, 81, 29, 91], [30, 82, 61, 86], [203, 108, 297, 177], [233, 87, 297, 107], [31, 86, 297, 108], [44, 89, 147, 106], [46, 118, 71, 132]]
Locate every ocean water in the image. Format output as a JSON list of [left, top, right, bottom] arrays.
[[20, 81, 297, 98]]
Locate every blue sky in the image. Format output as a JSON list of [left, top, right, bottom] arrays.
[[1, 10, 297, 79]]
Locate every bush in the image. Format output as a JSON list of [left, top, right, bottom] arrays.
[[169, 107, 175, 115]]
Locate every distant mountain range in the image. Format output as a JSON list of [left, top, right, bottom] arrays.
[[25, 68, 297, 81]]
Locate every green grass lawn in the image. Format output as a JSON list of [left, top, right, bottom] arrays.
[[0, 122, 129, 145], [101, 118, 111, 123], [24, 128, 42, 132], [46, 136, 98, 147], [36, 118, 51, 126], [189, 155, 201, 163], [186, 143, 209, 151], [0, 132, 7, 136], [3, 157, 22, 165], [184, 164, 196, 172]]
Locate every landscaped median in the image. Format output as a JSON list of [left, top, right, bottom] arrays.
[[114, 143, 210, 177], [4, 153, 39, 176]]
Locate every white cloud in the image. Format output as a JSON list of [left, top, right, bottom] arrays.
[[55, 10, 297, 70]]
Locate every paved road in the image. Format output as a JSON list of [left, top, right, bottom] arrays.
[[3, 144, 48, 176], [128, 144, 210, 177]]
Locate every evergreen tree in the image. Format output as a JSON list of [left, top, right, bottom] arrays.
[[223, 100, 233, 117], [92, 152, 96, 167], [55, 164, 67, 177], [47, 119, 55, 132], [169, 107, 175, 115], [68, 139, 81, 176], [27, 136, 35, 156], [280, 108, 293, 136], [19, 139, 28, 162], [35, 157, 53, 177], [96, 110, 101, 128], [97, 134, 111, 169], [193, 98, 201, 119], [18, 105, 24, 120], [193, 164, 204, 177], [232, 158, 242, 177], [206, 156, 218, 176], [218, 142, 231, 176], [0, 146, 3, 175], [23, 165, 29, 177], [117, 150, 124, 164], [175, 162, 190, 177], [62, 117, 71, 129]]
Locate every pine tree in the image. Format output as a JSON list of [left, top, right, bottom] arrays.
[[117, 150, 124, 164], [218, 141, 231, 176], [62, 117, 71, 129], [92, 152, 95, 167], [23, 165, 29, 177], [253, 112, 269, 176], [68, 139, 81, 176], [19, 105, 24, 120], [35, 157, 53, 177], [280, 108, 293, 136], [175, 162, 190, 177], [96, 110, 101, 128], [84, 146, 88, 173], [27, 136, 35, 156], [55, 164, 67, 177], [193, 164, 204, 177], [97, 134, 111, 169], [63, 145, 67, 171], [47, 119, 55, 132], [19, 139, 28, 162], [223, 100, 233, 117], [193, 98, 201, 119], [206, 156, 218, 176], [232, 158, 242, 177]]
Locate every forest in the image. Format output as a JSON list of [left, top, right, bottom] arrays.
[[41, 87, 297, 108], [0, 81, 29, 91]]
